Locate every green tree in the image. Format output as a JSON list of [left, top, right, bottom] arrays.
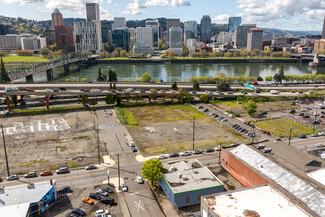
[[193, 80, 200, 91], [265, 76, 273, 82], [159, 41, 166, 50], [110, 83, 113, 89], [108, 69, 118, 82], [39, 47, 50, 57], [224, 52, 233, 58], [277, 64, 285, 84], [199, 94, 208, 103], [177, 88, 185, 102], [171, 81, 178, 90], [97, 67, 105, 82], [217, 80, 231, 91], [113, 83, 116, 89], [90, 99, 98, 107], [142, 159, 163, 186], [0, 59, 10, 83], [184, 92, 194, 102], [105, 94, 115, 105], [246, 100, 257, 116], [125, 92, 131, 103], [168, 51, 177, 59], [141, 72, 152, 82], [115, 93, 121, 105], [256, 76, 264, 81], [151, 90, 158, 102], [265, 49, 272, 57], [81, 95, 88, 105]]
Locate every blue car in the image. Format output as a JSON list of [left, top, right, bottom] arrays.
[[132, 147, 137, 152], [72, 208, 85, 216], [299, 134, 307, 139]]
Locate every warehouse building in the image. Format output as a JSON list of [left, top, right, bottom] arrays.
[[159, 159, 224, 208]]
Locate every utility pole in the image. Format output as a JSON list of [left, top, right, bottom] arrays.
[[251, 120, 256, 144], [288, 128, 292, 146], [313, 109, 317, 134], [192, 116, 195, 151], [96, 125, 100, 165], [1, 124, 9, 177], [118, 154, 120, 190]]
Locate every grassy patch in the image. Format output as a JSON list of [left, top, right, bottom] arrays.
[[256, 119, 315, 138], [11, 106, 89, 115], [68, 161, 77, 167], [20, 159, 49, 167], [49, 164, 60, 170], [2, 56, 49, 63], [72, 135, 90, 140]]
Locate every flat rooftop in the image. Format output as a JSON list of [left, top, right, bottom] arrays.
[[204, 185, 310, 217], [307, 168, 325, 187], [163, 160, 223, 194], [230, 144, 325, 216], [0, 180, 54, 207]]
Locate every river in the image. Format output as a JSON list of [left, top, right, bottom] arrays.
[[15, 62, 325, 83]]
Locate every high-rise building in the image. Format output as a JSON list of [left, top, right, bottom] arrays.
[[273, 36, 288, 49], [101, 20, 113, 44], [51, 8, 64, 27], [167, 19, 180, 42], [50, 8, 75, 52], [184, 20, 197, 42], [247, 28, 263, 51], [112, 17, 126, 30], [128, 28, 136, 50], [322, 16, 325, 39], [228, 17, 242, 33], [216, 32, 233, 44], [110, 28, 130, 52], [234, 24, 256, 49], [0, 34, 22, 52], [200, 15, 211, 42], [169, 27, 182, 48], [20, 34, 47, 51], [146, 20, 159, 48], [136, 27, 153, 48], [86, 3, 100, 21], [73, 21, 102, 54]]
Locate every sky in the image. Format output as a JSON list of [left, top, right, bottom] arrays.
[[0, 0, 324, 31]]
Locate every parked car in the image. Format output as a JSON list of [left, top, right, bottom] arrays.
[[316, 143, 325, 147], [203, 108, 208, 112], [40, 170, 52, 176], [56, 167, 69, 174], [60, 87, 67, 91], [261, 111, 268, 115], [303, 115, 310, 118], [209, 112, 215, 116], [197, 106, 203, 109], [131, 147, 137, 152], [136, 176, 144, 184], [101, 197, 115, 205], [82, 197, 94, 205], [89, 193, 102, 200], [289, 109, 296, 114], [299, 134, 307, 139], [215, 146, 221, 151], [121, 183, 128, 192], [24, 172, 37, 178], [193, 149, 202, 154], [300, 109, 306, 112], [72, 208, 86, 216], [263, 148, 272, 153], [205, 148, 214, 153], [298, 113, 304, 116], [20, 88, 35, 92], [318, 132, 325, 136], [128, 142, 135, 147], [45, 88, 52, 92], [95, 209, 111, 217], [66, 213, 79, 217], [97, 189, 109, 197], [257, 144, 265, 150], [58, 186, 73, 194], [311, 133, 319, 137], [169, 153, 179, 158], [80, 88, 90, 92], [101, 186, 114, 194], [85, 165, 97, 170], [53, 89, 60, 92], [7, 174, 19, 181], [180, 151, 191, 156], [157, 154, 167, 159], [263, 131, 271, 135]]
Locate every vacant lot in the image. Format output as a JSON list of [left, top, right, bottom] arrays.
[[213, 99, 297, 115], [3, 56, 49, 63], [256, 119, 314, 138], [117, 104, 249, 156], [0, 111, 106, 176]]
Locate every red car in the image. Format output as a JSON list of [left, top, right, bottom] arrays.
[[20, 88, 35, 92], [319, 115, 325, 118], [263, 131, 271, 135]]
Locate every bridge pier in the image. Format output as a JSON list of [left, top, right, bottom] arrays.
[[64, 64, 70, 75], [6, 96, 10, 112], [26, 74, 34, 83], [77, 61, 82, 70], [46, 69, 53, 82], [45, 96, 49, 109]]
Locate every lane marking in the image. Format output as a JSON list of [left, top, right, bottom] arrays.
[[134, 200, 145, 212]]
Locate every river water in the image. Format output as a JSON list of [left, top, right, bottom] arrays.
[[15, 62, 325, 83]]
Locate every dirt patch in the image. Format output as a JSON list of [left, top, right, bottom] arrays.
[[0, 111, 106, 176]]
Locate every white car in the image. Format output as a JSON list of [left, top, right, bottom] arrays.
[[316, 143, 325, 147], [95, 209, 111, 217], [228, 114, 234, 118], [45, 89, 52, 92], [180, 151, 191, 156], [318, 132, 325, 136], [121, 183, 128, 192], [129, 142, 135, 147], [136, 176, 144, 184], [157, 154, 167, 159], [300, 109, 306, 112], [224, 112, 228, 115], [97, 189, 109, 197], [215, 146, 221, 151]]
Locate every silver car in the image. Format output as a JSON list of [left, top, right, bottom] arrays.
[[180, 151, 191, 156]]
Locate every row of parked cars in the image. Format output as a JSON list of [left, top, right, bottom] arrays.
[[232, 124, 256, 138], [157, 146, 222, 159]]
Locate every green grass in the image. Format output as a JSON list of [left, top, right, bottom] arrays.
[[11, 106, 89, 115], [256, 119, 315, 138], [2, 56, 49, 63], [72, 135, 91, 140]]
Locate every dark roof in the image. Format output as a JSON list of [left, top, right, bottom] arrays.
[[305, 160, 322, 168], [52, 8, 61, 15]]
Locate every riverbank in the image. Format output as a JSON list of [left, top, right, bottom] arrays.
[[94, 58, 308, 64]]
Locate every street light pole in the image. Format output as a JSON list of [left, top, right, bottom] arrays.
[[288, 128, 292, 146], [313, 109, 317, 134], [96, 125, 100, 165], [118, 154, 120, 190], [192, 116, 195, 151], [1, 124, 10, 177]]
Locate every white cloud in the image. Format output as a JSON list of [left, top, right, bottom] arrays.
[[212, 14, 230, 23], [171, 0, 190, 7], [114, 3, 117, 6], [107, 0, 111, 3], [2, 0, 44, 4], [122, 0, 145, 15], [144, 0, 169, 7]]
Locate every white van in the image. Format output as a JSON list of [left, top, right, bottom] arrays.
[[270, 90, 280, 94]]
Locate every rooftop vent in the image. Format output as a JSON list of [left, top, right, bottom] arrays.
[[169, 166, 177, 172], [193, 169, 199, 174], [178, 173, 183, 178], [182, 175, 189, 181]]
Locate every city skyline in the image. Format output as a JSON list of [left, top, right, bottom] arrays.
[[0, 0, 324, 31]]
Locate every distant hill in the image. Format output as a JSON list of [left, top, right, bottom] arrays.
[[264, 28, 321, 37]]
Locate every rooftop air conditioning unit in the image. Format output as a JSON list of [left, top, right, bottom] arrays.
[[169, 166, 177, 172], [182, 175, 188, 181], [193, 169, 198, 174], [178, 173, 183, 178]]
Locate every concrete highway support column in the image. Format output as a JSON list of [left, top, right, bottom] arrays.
[[46, 69, 53, 82], [6, 96, 10, 112], [26, 74, 34, 83], [64, 64, 70, 75], [45, 96, 49, 110], [77, 61, 82, 70]]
